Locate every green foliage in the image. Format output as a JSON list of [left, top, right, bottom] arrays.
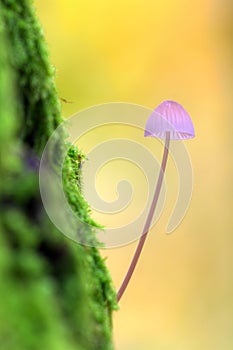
[[0, 1, 117, 350]]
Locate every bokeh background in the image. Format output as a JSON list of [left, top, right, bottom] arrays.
[[35, 1, 233, 349]]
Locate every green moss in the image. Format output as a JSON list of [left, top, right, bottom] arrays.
[[1, 0, 62, 154], [0, 5, 19, 176], [0, 1, 117, 349]]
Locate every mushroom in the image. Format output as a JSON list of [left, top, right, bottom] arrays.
[[117, 100, 195, 302]]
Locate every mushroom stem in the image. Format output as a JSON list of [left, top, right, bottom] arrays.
[[117, 132, 171, 302]]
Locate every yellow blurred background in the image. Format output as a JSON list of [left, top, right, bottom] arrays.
[[35, 0, 233, 349]]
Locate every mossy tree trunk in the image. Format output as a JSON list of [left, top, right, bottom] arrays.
[[0, 1, 117, 349]]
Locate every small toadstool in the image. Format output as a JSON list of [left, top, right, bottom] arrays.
[[117, 100, 195, 302]]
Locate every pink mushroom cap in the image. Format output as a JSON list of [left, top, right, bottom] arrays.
[[144, 100, 195, 140]]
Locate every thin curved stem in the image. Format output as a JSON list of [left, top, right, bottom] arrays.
[[117, 132, 170, 302]]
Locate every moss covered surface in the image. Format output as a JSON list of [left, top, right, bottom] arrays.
[[0, 1, 117, 349]]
